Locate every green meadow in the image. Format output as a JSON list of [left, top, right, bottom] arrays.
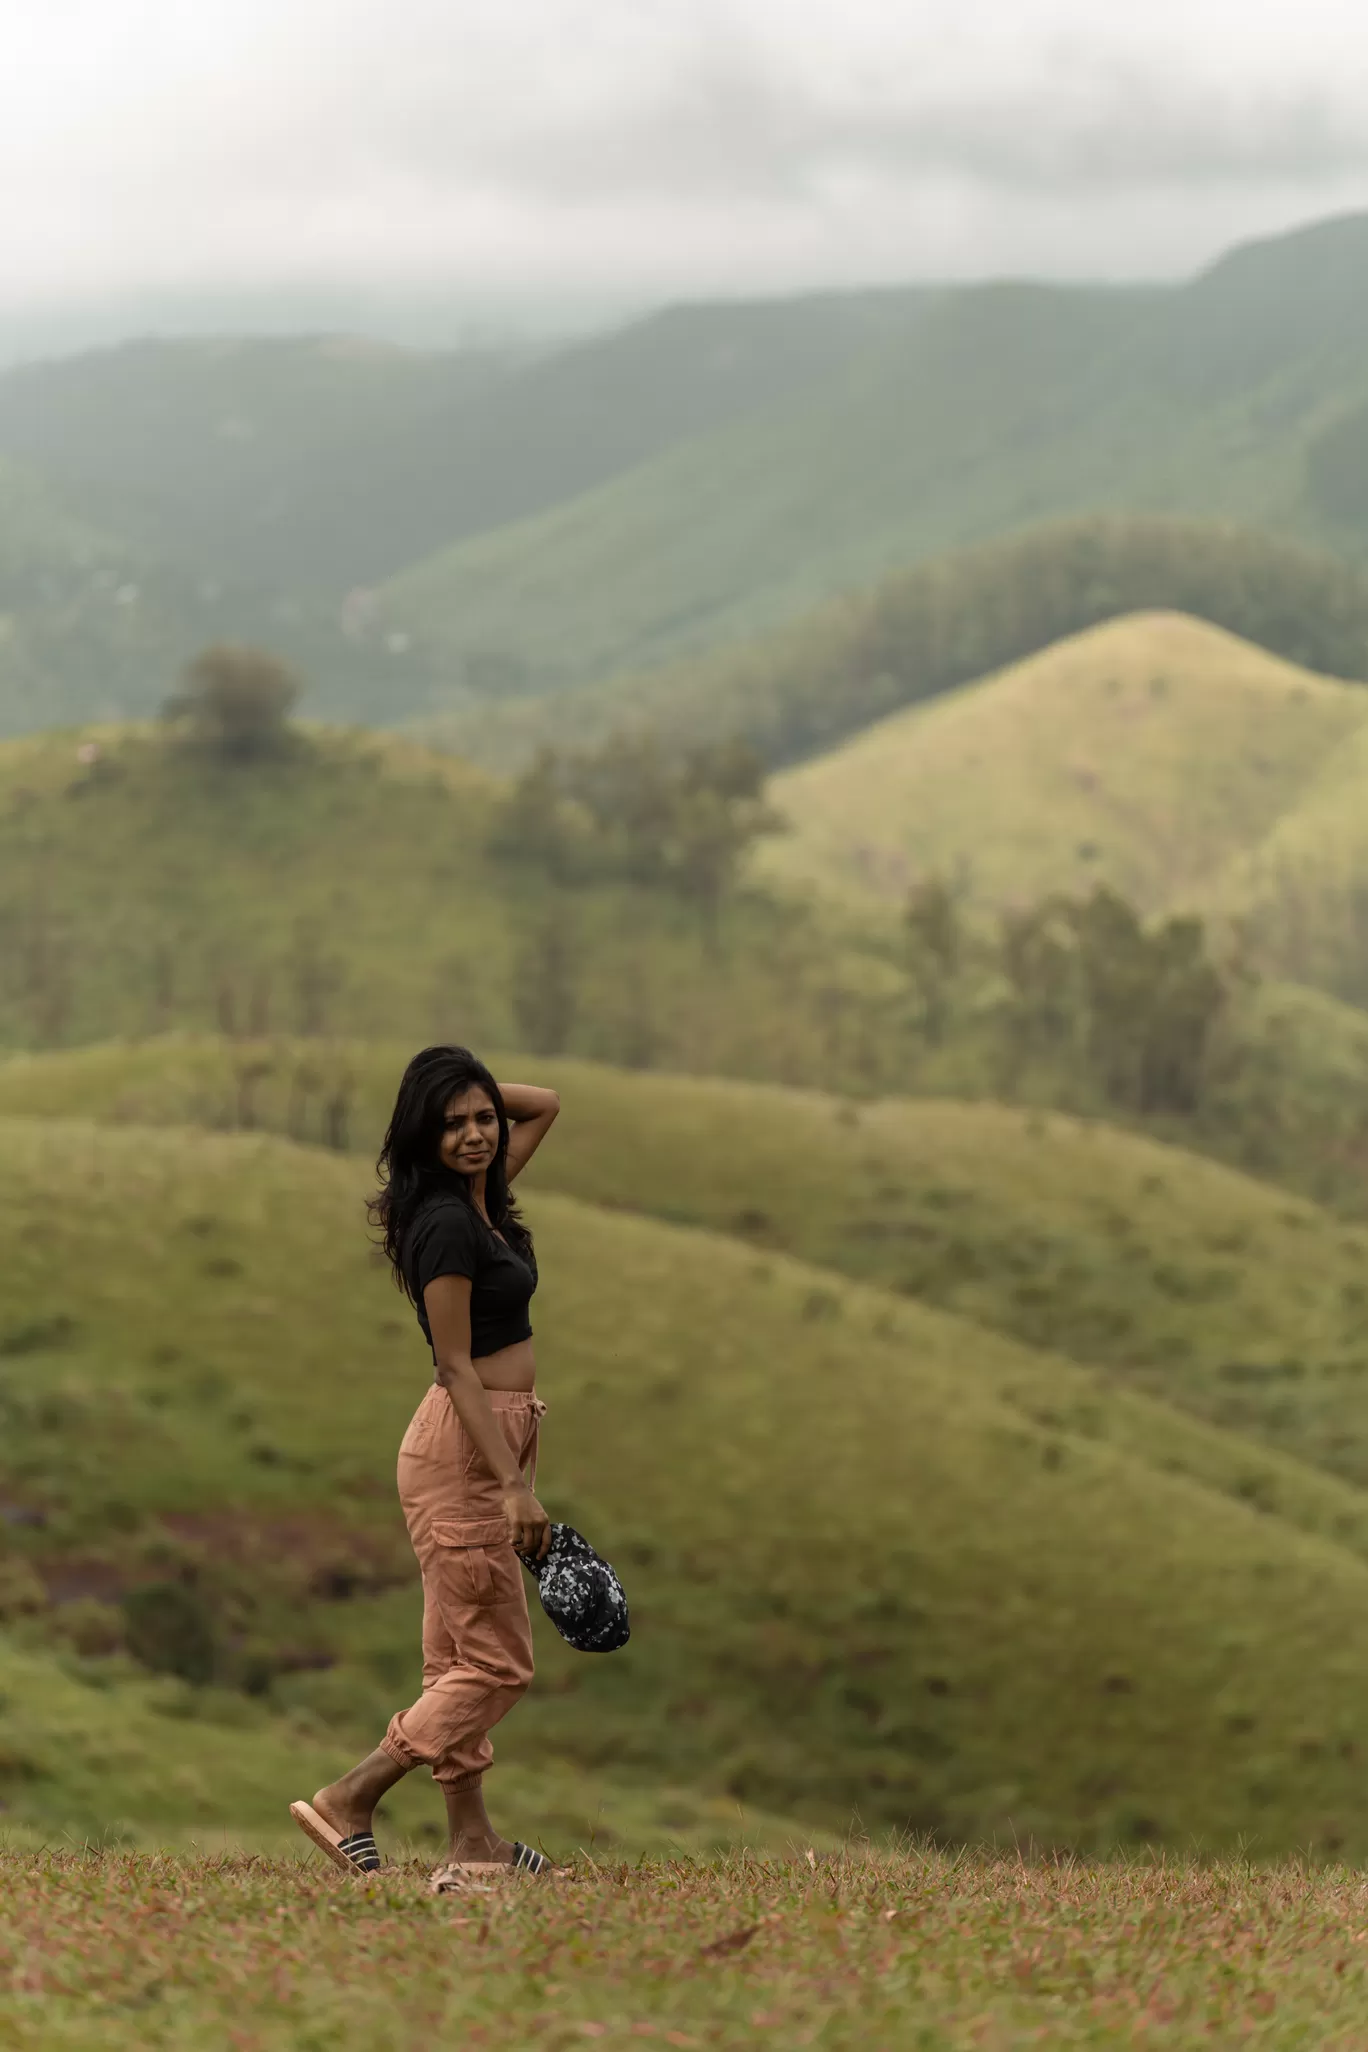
[[9, 1102, 1368, 1858]]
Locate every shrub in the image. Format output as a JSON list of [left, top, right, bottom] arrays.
[[164, 645, 302, 761]]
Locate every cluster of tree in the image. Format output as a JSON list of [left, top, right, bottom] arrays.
[[904, 878, 1237, 1118], [491, 731, 780, 930], [607, 515, 1368, 769]]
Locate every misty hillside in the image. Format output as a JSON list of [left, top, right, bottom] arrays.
[[0, 293, 933, 594], [3, 212, 1368, 738], [383, 215, 1368, 699], [0, 449, 426, 731]]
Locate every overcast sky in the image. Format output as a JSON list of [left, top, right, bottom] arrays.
[[6, 0, 1368, 339]]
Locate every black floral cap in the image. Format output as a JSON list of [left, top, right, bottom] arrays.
[[519, 1523, 630, 1653]]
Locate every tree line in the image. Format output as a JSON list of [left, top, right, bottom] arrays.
[[592, 514, 1368, 769], [904, 875, 1243, 1120]]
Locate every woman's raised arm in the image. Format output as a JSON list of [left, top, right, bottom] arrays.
[[500, 1082, 560, 1181]]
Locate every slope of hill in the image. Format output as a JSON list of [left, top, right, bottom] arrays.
[[9, 1110, 1368, 1850], [754, 612, 1368, 917], [6, 1040, 1368, 1484], [0, 1632, 806, 1858], [382, 214, 1368, 703], [0, 723, 906, 1084], [1206, 717, 1368, 1009], [0, 296, 931, 598]]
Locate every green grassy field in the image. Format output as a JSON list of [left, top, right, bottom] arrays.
[[8, 1038, 1368, 1481], [11, 1109, 1368, 1854], [6, 1846, 1368, 2049], [755, 612, 1368, 919], [0, 1636, 813, 1863]]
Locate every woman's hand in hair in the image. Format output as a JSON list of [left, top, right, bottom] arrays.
[[505, 1481, 551, 1560]]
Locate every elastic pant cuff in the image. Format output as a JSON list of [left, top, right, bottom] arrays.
[[379, 1733, 420, 1774], [435, 1769, 485, 1793]]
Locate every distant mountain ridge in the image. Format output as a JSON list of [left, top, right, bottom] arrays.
[[382, 213, 1368, 700], [0, 292, 934, 594], [3, 211, 1368, 735]]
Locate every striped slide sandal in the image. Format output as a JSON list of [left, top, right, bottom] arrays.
[[428, 1842, 555, 1892], [289, 1800, 382, 1875]]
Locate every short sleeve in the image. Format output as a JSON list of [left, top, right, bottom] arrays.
[[408, 1200, 480, 1300]]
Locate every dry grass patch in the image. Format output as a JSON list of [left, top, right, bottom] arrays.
[[4, 1846, 1368, 2048]]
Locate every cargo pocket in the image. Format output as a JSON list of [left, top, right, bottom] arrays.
[[433, 1518, 510, 1607]]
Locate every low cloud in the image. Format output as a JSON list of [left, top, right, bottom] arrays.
[[4, 0, 1368, 311], [403, 43, 1368, 201]]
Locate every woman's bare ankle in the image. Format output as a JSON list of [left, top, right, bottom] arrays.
[[313, 1781, 374, 1837], [313, 1748, 405, 1838]]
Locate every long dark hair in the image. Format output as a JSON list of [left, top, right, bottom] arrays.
[[370, 1045, 533, 1297]]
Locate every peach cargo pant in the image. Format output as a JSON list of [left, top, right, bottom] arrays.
[[380, 1384, 543, 1790]]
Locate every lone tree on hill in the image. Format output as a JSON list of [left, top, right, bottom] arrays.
[[165, 645, 302, 761]]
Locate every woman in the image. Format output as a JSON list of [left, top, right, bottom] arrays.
[[290, 1045, 561, 1882]]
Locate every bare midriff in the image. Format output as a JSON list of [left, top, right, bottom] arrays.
[[473, 1336, 537, 1393]]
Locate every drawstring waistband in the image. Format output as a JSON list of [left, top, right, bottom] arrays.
[[526, 1396, 547, 1488], [422, 1382, 546, 1486]]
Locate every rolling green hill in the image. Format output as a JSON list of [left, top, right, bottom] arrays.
[[6, 1039, 1368, 1483], [740, 603, 1368, 1013], [755, 611, 1368, 918], [9, 1109, 1368, 1852], [383, 214, 1368, 705]]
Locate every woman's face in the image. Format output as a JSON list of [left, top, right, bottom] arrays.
[[439, 1085, 500, 1178]]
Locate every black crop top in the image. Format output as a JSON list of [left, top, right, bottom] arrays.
[[402, 1195, 537, 1360]]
